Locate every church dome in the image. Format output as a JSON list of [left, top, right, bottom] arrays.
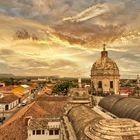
[[85, 118, 140, 140], [91, 46, 119, 77]]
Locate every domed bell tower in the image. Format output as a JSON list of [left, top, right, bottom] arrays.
[[91, 44, 120, 96]]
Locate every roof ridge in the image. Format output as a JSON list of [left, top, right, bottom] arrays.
[[28, 101, 47, 114]]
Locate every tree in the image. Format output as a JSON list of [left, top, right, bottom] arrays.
[[52, 81, 73, 95], [4, 78, 14, 86]]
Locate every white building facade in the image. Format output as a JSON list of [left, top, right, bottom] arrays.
[[0, 93, 19, 111]]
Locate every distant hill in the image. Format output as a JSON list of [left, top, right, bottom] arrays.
[[0, 73, 15, 78]]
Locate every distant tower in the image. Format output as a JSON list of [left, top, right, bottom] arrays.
[[135, 74, 140, 96], [91, 44, 120, 95], [78, 77, 82, 88], [137, 75, 140, 85]]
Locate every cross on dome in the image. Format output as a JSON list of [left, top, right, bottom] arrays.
[[103, 44, 106, 51]]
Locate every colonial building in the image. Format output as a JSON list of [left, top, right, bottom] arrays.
[[91, 45, 120, 95], [0, 94, 140, 140], [27, 118, 61, 140], [0, 95, 68, 140], [0, 93, 20, 111]]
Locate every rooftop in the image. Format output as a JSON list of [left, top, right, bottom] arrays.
[[0, 86, 15, 92], [0, 96, 67, 139], [0, 93, 19, 104], [28, 118, 60, 130], [99, 95, 140, 122], [67, 105, 103, 140], [85, 118, 140, 140], [11, 86, 29, 94]]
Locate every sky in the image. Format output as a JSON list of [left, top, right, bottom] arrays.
[[0, 0, 139, 78]]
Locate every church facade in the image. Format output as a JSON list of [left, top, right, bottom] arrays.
[[91, 46, 120, 95]]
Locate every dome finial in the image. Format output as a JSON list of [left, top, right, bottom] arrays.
[[103, 43, 106, 51], [101, 44, 108, 58]]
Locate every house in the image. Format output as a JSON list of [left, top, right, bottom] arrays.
[[11, 86, 30, 95], [11, 86, 31, 101], [43, 84, 54, 95], [119, 87, 134, 96], [27, 118, 61, 140], [0, 96, 67, 140], [0, 93, 20, 111], [0, 85, 15, 93], [0, 82, 5, 87]]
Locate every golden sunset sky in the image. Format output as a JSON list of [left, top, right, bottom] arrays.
[[0, 0, 139, 78]]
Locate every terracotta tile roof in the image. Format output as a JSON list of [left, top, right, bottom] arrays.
[[36, 94, 69, 101], [13, 92, 24, 98], [0, 94, 19, 104], [119, 87, 134, 94], [11, 86, 28, 94], [0, 86, 15, 92], [0, 102, 35, 129], [0, 98, 66, 129], [28, 118, 60, 130], [25, 102, 47, 118], [0, 102, 46, 140], [36, 101, 67, 118], [0, 96, 67, 139], [28, 118, 48, 130], [0, 102, 36, 139]]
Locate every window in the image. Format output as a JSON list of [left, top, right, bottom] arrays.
[[36, 130, 41, 135], [55, 129, 59, 135], [98, 81, 102, 88], [32, 130, 35, 135], [49, 130, 53, 135], [5, 105, 9, 110], [110, 81, 113, 88], [42, 130, 45, 135]]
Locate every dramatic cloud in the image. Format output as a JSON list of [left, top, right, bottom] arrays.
[[63, 3, 109, 22], [0, 0, 139, 78], [0, 49, 16, 55]]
